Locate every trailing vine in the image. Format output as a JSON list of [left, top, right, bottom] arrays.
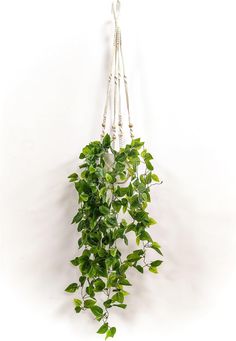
[[65, 134, 163, 339]]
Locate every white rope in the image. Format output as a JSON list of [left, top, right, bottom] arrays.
[[120, 40, 134, 139], [101, 33, 116, 139], [117, 38, 124, 148], [112, 27, 119, 146], [101, 0, 134, 146]]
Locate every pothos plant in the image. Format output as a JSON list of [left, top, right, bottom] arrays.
[[65, 133, 163, 339]]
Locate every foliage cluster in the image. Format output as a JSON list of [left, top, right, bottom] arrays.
[[66, 134, 163, 339]]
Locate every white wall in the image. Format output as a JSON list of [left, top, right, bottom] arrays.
[[1, 1, 236, 340]]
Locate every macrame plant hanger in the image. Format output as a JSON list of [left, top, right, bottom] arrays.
[[65, 1, 163, 338], [101, 0, 134, 150]]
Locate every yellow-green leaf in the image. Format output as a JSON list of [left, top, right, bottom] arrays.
[[106, 327, 116, 340], [151, 174, 160, 182], [149, 266, 158, 274], [97, 323, 109, 334]]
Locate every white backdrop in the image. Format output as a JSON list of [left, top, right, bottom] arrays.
[[1, 1, 236, 340]]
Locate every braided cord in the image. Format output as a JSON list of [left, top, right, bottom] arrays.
[[101, 0, 134, 147]]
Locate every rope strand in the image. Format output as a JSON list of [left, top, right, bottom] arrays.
[[101, 0, 134, 146]]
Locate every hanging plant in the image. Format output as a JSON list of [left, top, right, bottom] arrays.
[[65, 1, 163, 339]]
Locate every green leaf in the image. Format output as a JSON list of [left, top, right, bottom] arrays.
[[127, 252, 142, 262], [90, 305, 104, 318], [141, 149, 147, 158], [103, 299, 112, 308], [107, 273, 118, 288], [116, 152, 126, 162], [116, 186, 127, 197], [79, 276, 86, 286], [98, 248, 106, 257], [131, 210, 148, 222], [79, 152, 85, 159], [70, 257, 80, 266], [113, 304, 127, 309], [139, 230, 153, 242], [94, 278, 105, 292], [71, 211, 83, 224], [99, 186, 106, 197], [134, 265, 144, 273], [127, 183, 134, 196], [80, 170, 87, 179], [97, 323, 109, 334], [145, 160, 154, 170], [82, 146, 91, 155], [144, 152, 153, 161], [131, 138, 144, 149], [149, 266, 158, 274], [119, 278, 132, 286], [137, 183, 146, 193], [133, 249, 145, 255], [147, 217, 157, 225], [122, 200, 128, 213], [99, 205, 110, 215], [105, 215, 117, 227], [73, 299, 82, 307], [96, 167, 104, 179], [151, 173, 160, 182], [68, 173, 78, 179], [129, 195, 139, 209], [65, 283, 78, 293], [89, 165, 96, 173], [105, 173, 113, 183], [115, 161, 126, 172], [68, 173, 78, 182], [75, 306, 82, 313], [142, 193, 148, 201], [150, 260, 163, 267], [119, 263, 129, 274], [146, 172, 152, 184], [140, 174, 145, 184], [84, 299, 96, 308], [86, 285, 95, 297], [151, 242, 163, 256], [102, 134, 111, 148], [106, 327, 116, 340], [110, 248, 117, 257], [79, 259, 91, 275], [80, 193, 89, 202], [112, 201, 122, 213], [111, 291, 124, 303]]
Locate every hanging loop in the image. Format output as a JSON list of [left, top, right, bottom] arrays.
[[112, 0, 120, 25]]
